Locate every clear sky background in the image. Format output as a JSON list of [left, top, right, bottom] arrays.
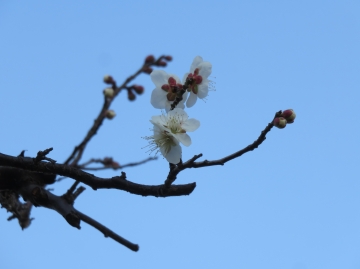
[[1, 1, 359, 268]]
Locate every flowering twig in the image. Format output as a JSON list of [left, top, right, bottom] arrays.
[[64, 56, 170, 167], [164, 111, 282, 187]]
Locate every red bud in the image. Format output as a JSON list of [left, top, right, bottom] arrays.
[[157, 61, 167, 67], [128, 90, 136, 101], [143, 66, 153, 74], [133, 85, 144, 95], [273, 117, 287, 129], [145, 55, 155, 64]]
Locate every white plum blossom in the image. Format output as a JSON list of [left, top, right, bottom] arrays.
[[145, 108, 200, 164], [150, 70, 188, 112], [183, 56, 212, 108], [146, 124, 182, 164]]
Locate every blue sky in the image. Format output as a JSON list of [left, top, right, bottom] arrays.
[[1, 1, 360, 268]]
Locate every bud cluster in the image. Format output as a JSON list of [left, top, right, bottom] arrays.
[[273, 109, 296, 129], [142, 55, 173, 74]]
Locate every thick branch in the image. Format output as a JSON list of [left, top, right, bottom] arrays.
[[0, 153, 196, 197], [19, 184, 138, 251]]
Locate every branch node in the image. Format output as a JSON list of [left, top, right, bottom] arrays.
[[33, 148, 56, 164]]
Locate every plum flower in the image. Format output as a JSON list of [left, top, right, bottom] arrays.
[[183, 56, 212, 108], [145, 124, 182, 164], [150, 70, 188, 112], [145, 108, 200, 164]]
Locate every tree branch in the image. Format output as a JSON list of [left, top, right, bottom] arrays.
[[165, 111, 282, 187], [0, 152, 196, 197], [64, 56, 169, 167], [19, 184, 138, 251]]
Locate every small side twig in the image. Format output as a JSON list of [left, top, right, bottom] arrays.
[[79, 156, 157, 171], [33, 147, 56, 164], [75, 210, 139, 252]]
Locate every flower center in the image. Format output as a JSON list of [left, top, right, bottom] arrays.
[[170, 117, 185, 134], [161, 77, 183, 101], [154, 130, 177, 154]]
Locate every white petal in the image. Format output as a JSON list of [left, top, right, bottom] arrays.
[[162, 144, 182, 164], [197, 82, 209, 99], [182, 118, 200, 132], [150, 115, 166, 127], [198, 62, 212, 78], [151, 88, 167, 109], [169, 108, 188, 120], [181, 90, 189, 103], [152, 123, 166, 139], [186, 92, 198, 108], [150, 70, 168, 87], [190, 56, 203, 72], [174, 133, 191, 147]]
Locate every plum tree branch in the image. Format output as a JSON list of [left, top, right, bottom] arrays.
[[0, 152, 196, 197], [164, 111, 282, 187], [18, 183, 138, 251], [64, 56, 169, 167]]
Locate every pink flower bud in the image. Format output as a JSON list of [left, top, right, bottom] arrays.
[[103, 75, 115, 85], [133, 85, 144, 95], [145, 55, 155, 64], [105, 110, 116, 119], [282, 109, 296, 123], [164, 55, 173, 61], [103, 87, 114, 98], [168, 77, 176, 86], [273, 117, 287, 129]]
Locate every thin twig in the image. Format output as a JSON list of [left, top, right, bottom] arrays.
[[80, 157, 157, 171], [75, 210, 139, 252], [165, 111, 282, 187]]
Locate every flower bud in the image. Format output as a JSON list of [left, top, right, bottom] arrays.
[[164, 55, 173, 61], [157, 61, 167, 67], [103, 87, 114, 98], [133, 85, 144, 95], [103, 75, 115, 84], [145, 55, 155, 64], [143, 66, 153, 74], [128, 90, 136, 101], [282, 109, 296, 123], [273, 117, 287, 129], [105, 110, 116, 119]]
